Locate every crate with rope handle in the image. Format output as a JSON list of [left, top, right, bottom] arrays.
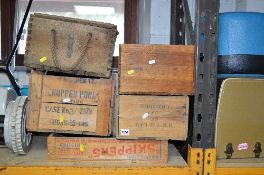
[[24, 13, 118, 78]]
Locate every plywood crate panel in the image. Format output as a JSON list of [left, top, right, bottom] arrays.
[[26, 70, 113, 136], [48, 135, 168, 163], [117, 95, 189, 140], [24, 13, 118, 78], [119, 44, 195, 95]]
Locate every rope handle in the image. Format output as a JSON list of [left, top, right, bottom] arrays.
[[50, 29, 92, 72]]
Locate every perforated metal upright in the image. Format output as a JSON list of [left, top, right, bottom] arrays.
[[170, 0, 194, 45], [192, 0, 220, 148], [170, 0, 185, 45]]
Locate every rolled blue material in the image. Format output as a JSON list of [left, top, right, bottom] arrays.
[[218, 12, 264, 56], [21, 85, 29, 96]]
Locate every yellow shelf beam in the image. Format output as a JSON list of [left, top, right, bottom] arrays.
[[0, 166, 189, 175], [216, 168, 264, 175]]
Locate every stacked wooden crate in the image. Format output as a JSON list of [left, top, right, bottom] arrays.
[[25, 13, 117, 138], [26, 70, 113, 136], [24, 13, 173, 163], [117, 44, 195, 141]]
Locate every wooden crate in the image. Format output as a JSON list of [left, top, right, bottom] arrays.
[[48, 135, 168, 163], [26, 70, 113, 136], [119, 44, 195, 95], [24, 13, 118, 78], [117, 95, 189, 140]]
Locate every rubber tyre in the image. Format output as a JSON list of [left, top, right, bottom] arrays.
[[5, 96, 33, 154]]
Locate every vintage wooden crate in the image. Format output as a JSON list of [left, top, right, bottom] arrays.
[[24, 13, 118, 78], [119, 44, 195, 95], [26, 70, 113, 136], [117, 95, 189, 140], [48, 135, 168, 163]]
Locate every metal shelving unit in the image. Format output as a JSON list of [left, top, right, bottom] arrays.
[[170, 0, 185, 45], [1, 1, 264, 174], [192, 1, 264, 175], [193, 0, 220, 149], [171, 0, 220, 149]]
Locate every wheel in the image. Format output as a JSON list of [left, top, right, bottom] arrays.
[[4, 101, 15, 149], [4, 96, 33, 154]]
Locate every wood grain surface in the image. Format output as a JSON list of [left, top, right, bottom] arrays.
[[119, 44, 195, 95], [27, 70, 113, 136], [48, 135, 168, 163], [24, 13, 117, 78], [38, 103, 97, 132], [118, 95, 189, 140]]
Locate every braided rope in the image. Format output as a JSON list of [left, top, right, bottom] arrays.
[[50, 29, 92, 72]]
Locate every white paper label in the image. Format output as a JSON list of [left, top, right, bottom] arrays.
[[120, 129, 130, 136], [238, 143, 249, 151], [148, 59, 156, 65], [142, 112, 149, 119], [62, 98, 71, 103]]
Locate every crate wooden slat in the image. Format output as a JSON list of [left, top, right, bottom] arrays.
[[26, 70, 113, 136], [117, 95, 189, 140], [48, 135, 168, 163], [38, 103, 97, 132], [119, 44, 195, 95], [24, 13, 118, 78]]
